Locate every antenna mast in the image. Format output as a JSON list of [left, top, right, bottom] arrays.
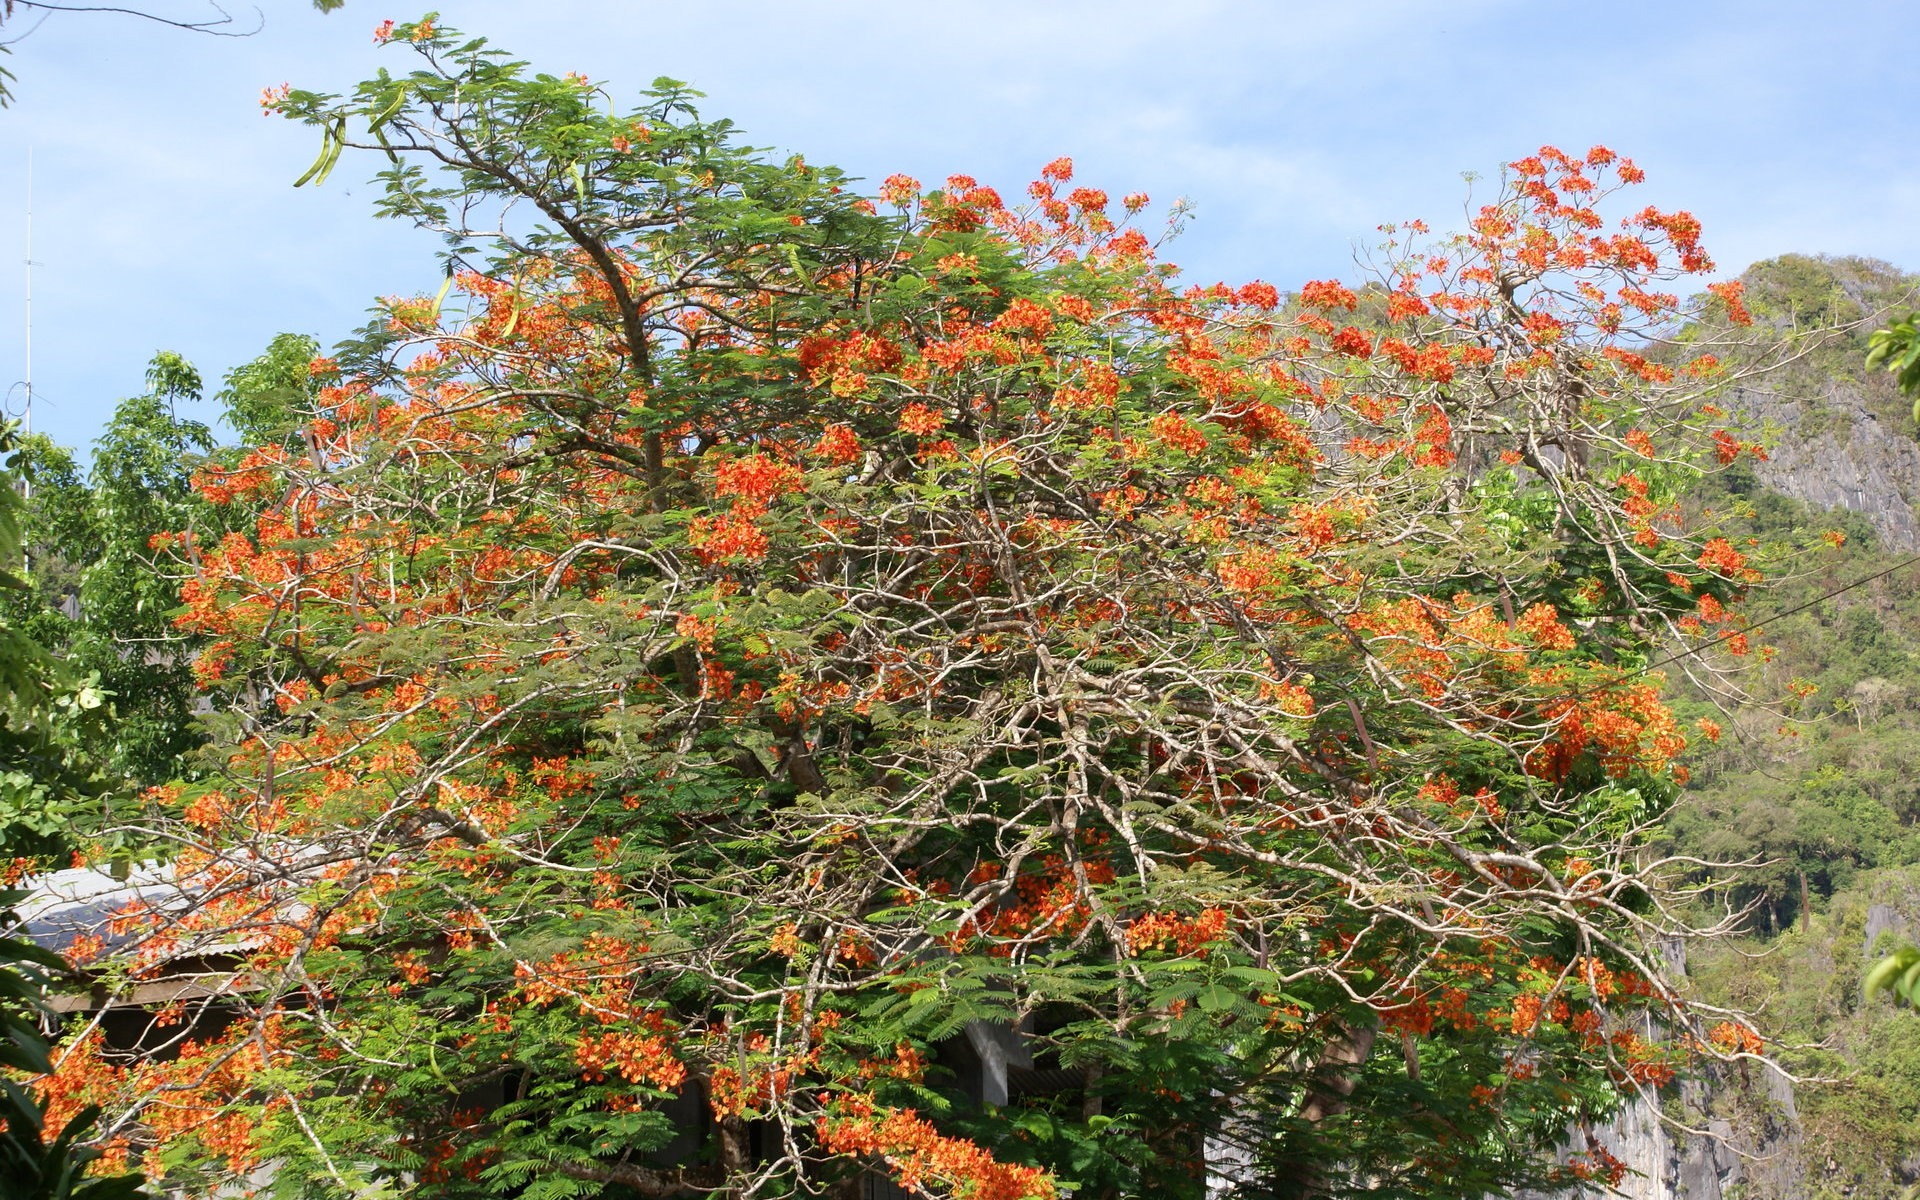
[[22, 148, 30, 442], [20, 148, 31, 576]]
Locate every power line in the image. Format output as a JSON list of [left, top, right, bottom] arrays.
[[1608, 548, 1920, 691]]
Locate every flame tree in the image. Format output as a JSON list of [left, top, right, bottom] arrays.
[[48, 20, 1778, 1200]]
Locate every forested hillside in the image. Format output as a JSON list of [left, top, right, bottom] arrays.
[[1652, 254, 1920, 1199]]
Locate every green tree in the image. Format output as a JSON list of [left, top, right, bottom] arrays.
[[10, 357, 216, 802], [0, 423, 110, 859], [217, 332, 323, 449], [75, 355, 214, 790], [4, 339, 337, 861], [0, 423, 146, 1197]]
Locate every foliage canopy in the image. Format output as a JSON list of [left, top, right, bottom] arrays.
[[34, 20, 1787, 1200]]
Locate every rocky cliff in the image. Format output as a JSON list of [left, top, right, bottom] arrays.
[[1560, 253, 1920, 1200], [1736, 375, 1920, 550], [1588, 1058, 1803, 1200], [1732, 253, 1920, 549]]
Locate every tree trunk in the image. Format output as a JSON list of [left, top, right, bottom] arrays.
[[718, 1114, 752, 1193], [1290, 1021, 1380, 1198]]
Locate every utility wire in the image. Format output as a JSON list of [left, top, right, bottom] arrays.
[[1605, 549, 1920, 691]]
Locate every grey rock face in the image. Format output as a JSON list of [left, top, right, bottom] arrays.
[[1863, 903, 1913, 958], [1734, 380, 1920, 550], [1520, 1071, 1802, 1200]]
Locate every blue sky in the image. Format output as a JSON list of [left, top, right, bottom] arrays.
[[1, 0, 1915, 452]]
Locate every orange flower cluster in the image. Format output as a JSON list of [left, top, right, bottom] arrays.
[[1531, 677, 1687, 782], [1566, 1144, 1629, 1187], [817, 1097, 1056, 1200], [574, 1030, 687, 1090], [1125, 907, 1230, 956], [954, 853, 1118, 951], [1258, 677, 1316, 717], [1415, 775, 1503, 823], [515, 932, 652, 1013], [1510, 994, 1545, 1036], [1706, 1020, 1764, 1056], [1148, 410, 1208, 455], [814, 423, 862, 465], [1330, 326, 1375, 358], [39, 1025, 273, 1178], [707, 1042, 817, 1118], [1298, 279, 1358, 311], [993, 297, 1055, 338], [192, 447, 288, 505], [689, 507, 773, 563], [712, 452, 805, 504], [898, 403, 947, 437], [1515, 603, 1577, 651], [1696, 536, 1756, 580], [1376, 967, 1498, 1039], [1706, 280, 1753, 325]]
